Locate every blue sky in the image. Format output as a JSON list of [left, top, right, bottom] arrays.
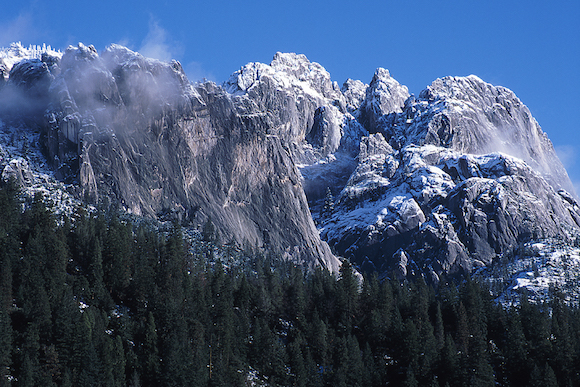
[[1, 0, 579, 189]]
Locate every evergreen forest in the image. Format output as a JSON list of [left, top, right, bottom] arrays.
[[0, 180, 579, 387]]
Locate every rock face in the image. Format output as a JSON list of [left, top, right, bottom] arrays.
[[0, 42, 578, 280], [0, 44, 341, 272], [319, 74, 580, 280]]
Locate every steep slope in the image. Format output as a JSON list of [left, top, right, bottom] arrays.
[[0, 44, 341, 272], [319, 74, 580, 280], [224, 52, 367, 201], [1, 43, 578, 282]]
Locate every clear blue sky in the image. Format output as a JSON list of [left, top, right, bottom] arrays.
[[1, 0, 579, 189]]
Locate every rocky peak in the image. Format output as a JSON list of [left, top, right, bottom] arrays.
[[341, 78, 367, 114], [404, 75, 574, 195], [0, 60, 8, 87], [1, 42, 578, 285], [56, 43, 121, 114], [318, 72, 579, 281], [101, 44, 197, 115], [0, 43, 343, 273], [358, 67, 410, 132], [0, 42, 62, 72], [224, 52, 364, 166], [226, 52, 341, 100], [0, 57, 55, 123], [269, 52, 338, 99]]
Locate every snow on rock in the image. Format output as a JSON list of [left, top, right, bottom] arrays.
[[321, 136, 580, 279], [358, 67, 410, 132], [224, 52, 369, 211], [400, 75, 574, 195], [225, 52, 339, 101], [1, 42, 579, 296], [340, 133, 398, 203], [2, 157, 33, 186], [0, 119, 80, 217], [1, 43, 346, 274], [341, 78, 368, 114], [315, 70, 580, 281], [0, 42, 62, 72], [476, 238, 580, 306], [224, 52, 368, 165]]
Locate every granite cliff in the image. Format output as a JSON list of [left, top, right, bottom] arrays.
[[1, 42, 578, 281]]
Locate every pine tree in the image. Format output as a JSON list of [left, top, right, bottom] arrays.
[[336, 260, 358, 333], [542, 362, 559, 387], [308, 308, 329, 370], [550, 293, 574, 383], [344, 334, 364, 387], [139, 312, 160, 386], [433, 301, 445, 351], [0, 179, 19, 312], [202, 217, 217, 243], [0, 307, 12, 387], [112, 336, 126, 387], [322, 187, 335, 219], [438, 334, 458, 387], [103, 214, 133, 301], [288, 334, 307, 387], [361, 342, 376, 387], [505, 309, 530, 385], [87, 237, 108, 308], [19, 325, 41, 387], [0, 179, 16, 384], [403, 366, 419, 387], [454, 301, 469, 356], [402, 320, 420, 374]]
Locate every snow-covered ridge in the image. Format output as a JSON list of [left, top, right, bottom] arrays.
[[411, 75, 573, 194], [0, 119, 79, 217], [475, 238, 580, 306], [0, 42, 62, 72], [222, 51, 368, 174], [2, 42, 579, 296], [224, 52, 340, 101], [221, 50, 580, 285]]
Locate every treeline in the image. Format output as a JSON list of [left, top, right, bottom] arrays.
[[0, 181, 580, 386]]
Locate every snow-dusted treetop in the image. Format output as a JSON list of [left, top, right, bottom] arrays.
[[0, 42, 62, 72]]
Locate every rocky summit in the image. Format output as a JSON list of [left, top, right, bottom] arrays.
[[1, 42, 578, 284]]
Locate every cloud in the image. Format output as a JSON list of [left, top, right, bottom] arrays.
[[555, 145, 576, 170], [138, 18, 181, 62], [555, 145, 580, 196], [185, 61, 215, 83], [114, 37, 132, 49], [0, 13, 37, 47]]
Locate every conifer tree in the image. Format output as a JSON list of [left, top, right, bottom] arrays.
[[0, 184, 17, 382], [438, 334, 458, 387], [0, 307, 12, 387], [0, 179, 19, 312], [336, 260, 358, 332], [19, 325, 41, 387], [505, 309, 530, 385], [139, 312, 160, 386], [322, 187, 335, 219], [433, 301, 445, 351], [344, 334, 364, 387], [288, 334, 307, 387], [112, 335, 126, 387], [403, 366, 419, 387], [550, 294, 574, 384], [103, 214, 133, 300]]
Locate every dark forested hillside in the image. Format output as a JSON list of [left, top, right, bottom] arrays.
[[0, 180, 579, 386]]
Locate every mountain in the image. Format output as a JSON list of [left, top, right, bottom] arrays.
[[0, 43, 341, 272], [1, 42, 578, 287], [317, 74, 580, 282]]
